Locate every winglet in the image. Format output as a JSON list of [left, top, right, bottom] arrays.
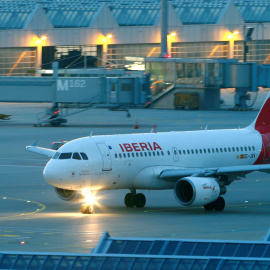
[[31, 140, 38, 147]]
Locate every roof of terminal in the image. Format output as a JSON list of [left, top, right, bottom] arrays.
[[0, 0, 270, 29]]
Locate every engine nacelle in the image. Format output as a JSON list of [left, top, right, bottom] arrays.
[[55, 187, 84, 202], [174, 177, 220, 207]]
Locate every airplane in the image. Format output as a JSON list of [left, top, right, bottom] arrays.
[[26, 91, 270, 214]]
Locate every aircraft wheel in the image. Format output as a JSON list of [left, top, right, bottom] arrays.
[[81, 204, 93, 214], [134, 193, 146, 208], [214, 197, 225, 211], [124, 193, 135, 207], [204, 202, 215, 211]]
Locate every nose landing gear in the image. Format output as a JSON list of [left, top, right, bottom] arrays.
[[81, 204, 94, 214], [81, 189, 97, 214], [124, 190, 146, 208]]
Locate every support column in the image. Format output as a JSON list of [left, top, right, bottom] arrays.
[[160, 0, 168, 57], [36, 45, 42, 76], [103, 43, 108, 67], [228, 39, 234, 59]]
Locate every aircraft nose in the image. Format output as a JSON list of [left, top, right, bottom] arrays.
[[43, 160, 58, 185]]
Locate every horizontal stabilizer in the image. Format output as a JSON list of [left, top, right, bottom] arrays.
[[160, 164, 270, 182], [26, 143, 56, 157]]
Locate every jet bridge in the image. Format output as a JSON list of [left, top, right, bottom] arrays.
[[146, 58, 270, 110], [0, 63, 151, 126]]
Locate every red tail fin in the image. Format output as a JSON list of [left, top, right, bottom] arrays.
[[254, 92, 270, 133]]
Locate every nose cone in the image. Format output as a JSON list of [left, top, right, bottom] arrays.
[[43, 160, 58, 186]]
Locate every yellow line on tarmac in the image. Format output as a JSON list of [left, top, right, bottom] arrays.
[[0, 196, 46, 220], [0, 234, 19, 237]]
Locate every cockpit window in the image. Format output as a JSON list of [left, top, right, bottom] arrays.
[[52, 152, 60, 159], [80, 152, 88, 160], [59, 153, 72, 159], [72, 152, 81, 160]]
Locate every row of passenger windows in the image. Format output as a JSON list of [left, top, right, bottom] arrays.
[[53, 152, 88, 160], [177, 145, 255, 155], [115, 146, 256, 159]]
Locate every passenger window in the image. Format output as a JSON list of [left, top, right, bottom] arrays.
[[240, 147, 243, 151], [244, 147, 247, 151], [248, 146, 251, 151], [191, 150, 194, 154], [212, 148, 214, 153], [187, 150, 190, 154], [195, 149, 198, 154], [224, 148, 227, 152], [119, 154, 122, 158], [140, 152, 143, 157], [144, 152, 147, 157], [203, 149, 206, 154], [153, 152, 156, 156], [208, 149, 210, 153], [183, 150, 186, 155], [136, 153, 139, 157], [72, 152, 81, 160], [132, 153, 135, 157], [216, 148, 219, 153], [161, 151, 164, 156], [174, 150, 177, 155], [149, 152, 151, 156], [128, 153, 130, 158], [179, 150, 181, 155], [59, 153, 72, 159], [115, 154, 117, 159], [228, 148, 231, 152], [252, 146, 255, 151], [236, 147, 239, 151], [199, 149, 202, 154], [220, 148, 223, 153], [123, 153, 126, 158], [167, 151, 170, 155], [80, 152, 88, 160], [232, 147, 235, 152], [157, 152, 160, 156], [52, 152, 60, 159]]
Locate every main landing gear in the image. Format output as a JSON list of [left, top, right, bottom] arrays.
[[204, 196, 225, 212], [124, 190, 146, 208]]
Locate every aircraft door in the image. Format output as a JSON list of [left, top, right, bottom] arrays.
[[172, 147, 179, 162], [96, 143, 112, 171]]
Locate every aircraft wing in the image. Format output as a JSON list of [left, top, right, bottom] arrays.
[[160, 164, 270, 182], [26, 142, 56, 157]]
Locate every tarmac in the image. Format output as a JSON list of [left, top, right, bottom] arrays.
[[0, 88, 270, 253]]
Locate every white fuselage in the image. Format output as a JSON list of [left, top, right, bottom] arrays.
[[43, 127, 262, 191]]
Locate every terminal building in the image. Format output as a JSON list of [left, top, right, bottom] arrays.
[[0, 0, 270, 76], [1, 0, 270, 113]]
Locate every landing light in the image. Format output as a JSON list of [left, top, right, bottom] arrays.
[[82, 188, 97, 205]]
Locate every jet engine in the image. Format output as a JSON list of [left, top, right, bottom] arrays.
[[55, 187, 84, 201], [174, 177, 220, 207]]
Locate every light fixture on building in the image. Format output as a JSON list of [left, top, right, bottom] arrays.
[[106, 34, 112, 39], [35, 35, 47, 45], [170, 32, 176, 37]]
